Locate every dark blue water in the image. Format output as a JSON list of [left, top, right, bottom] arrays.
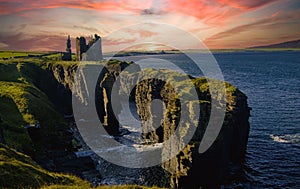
[[112, 51, 300, 188]]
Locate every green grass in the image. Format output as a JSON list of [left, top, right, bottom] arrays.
[[0, 53, 243, 189], [0, 60, 67, 154], [0, 96, 33, 153], [0, 58, 132, 154], [0, 56, 167, 189], [0, 51, 77, 61], [0, 143, 165, 189], [0, 51, 45, 59], [0, 143, 91, 189]]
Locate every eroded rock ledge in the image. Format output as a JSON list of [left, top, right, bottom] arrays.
[[47, 61, 250, 188]]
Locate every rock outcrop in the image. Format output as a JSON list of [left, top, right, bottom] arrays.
[[70, 60, 250, 188], [10, 59, 249, 188], [115, 67, 250, 188], [0, 61, 101, 184]]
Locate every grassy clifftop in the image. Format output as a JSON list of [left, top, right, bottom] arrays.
[[0, 143, 162, 188], [0, 60, 67, 154], [0, 52, 249, 188], [0, 58, 167, 189], [0, 59, 82, 188], [0, 143, 89, 188]]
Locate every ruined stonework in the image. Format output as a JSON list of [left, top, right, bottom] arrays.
[[76, 34, 103, 61], [62, 35, 72, 61]]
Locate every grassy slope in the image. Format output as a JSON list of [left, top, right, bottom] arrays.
[[1, 143, 163, 189], [0, 57, 165, 189], [0, 59, 82, 188], [0, 53, 240, 188], [0, 60, 67, 153], [0, 143, 89, 188]]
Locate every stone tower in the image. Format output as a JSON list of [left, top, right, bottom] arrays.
[[76, 37, 87, 61], [76, 34, 103, 61], [66, 35, 71, 53], [62, 35, 72, 61]]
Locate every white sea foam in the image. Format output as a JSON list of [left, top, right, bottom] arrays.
[[270, 133, 300, 144]]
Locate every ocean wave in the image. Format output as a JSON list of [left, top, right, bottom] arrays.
[[270, 134, 300, 144]]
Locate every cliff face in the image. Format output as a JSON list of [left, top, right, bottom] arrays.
[[115, 67, 250, 188], [55, 60, 250, 188], [0, 59, 250, 188], [0, 60, 102, 187]]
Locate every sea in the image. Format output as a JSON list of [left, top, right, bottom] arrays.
[[108, 51, 300, 188]]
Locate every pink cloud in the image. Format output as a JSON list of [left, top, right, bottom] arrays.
[[0, 0, 153, 16], [204, 10, 300, 48], [216, 0, 276, 10], [0, 0, 298, 50], [162, 0, 280, 26], [102, 37, 137, 46], [0, 32, 72, 51], [124, 28, 158, 38], [162, 0, 241, 26]]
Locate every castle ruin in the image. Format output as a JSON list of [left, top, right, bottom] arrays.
[[62, 35, 72, 61], [76, 34, 103, 61]]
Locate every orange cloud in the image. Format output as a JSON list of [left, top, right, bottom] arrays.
[[124, 28, 157, 38], [216, 0, 277, 10], [103, 37, 137, 46], [162, 0, 242, 26], [0, 32, 70, 51], [0, 0, 299, 50], [161, 0, 280, 26], [0, 0, 153, 16], [205, 9, 300, 48]]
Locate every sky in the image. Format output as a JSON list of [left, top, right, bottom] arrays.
[[0, 0, 299, 52]]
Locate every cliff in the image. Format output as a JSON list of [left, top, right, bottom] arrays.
[[0, 58, 250, 188], [0, 59, 101, 188], [71, 61, 250, 188], [110, 66, 250, 188]]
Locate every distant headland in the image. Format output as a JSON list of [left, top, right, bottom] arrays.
[[249, 39, 300, 49]]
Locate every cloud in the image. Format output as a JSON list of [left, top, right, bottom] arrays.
[[216, 0, 277, 10], [0, 32, 71, 51], [162, 0, 241, 26], [73, 25, 102, 35], [102, 37, 136, 46], [0, 42, 8, 49], [161, 0, 282, 26], [204, 9, 300, 48], [0, 0, 153, 16], [140, 8, 165, 15], [124, 28, 158, 38], [0, 0, 299, 50], [206, 10, 300, 41]]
